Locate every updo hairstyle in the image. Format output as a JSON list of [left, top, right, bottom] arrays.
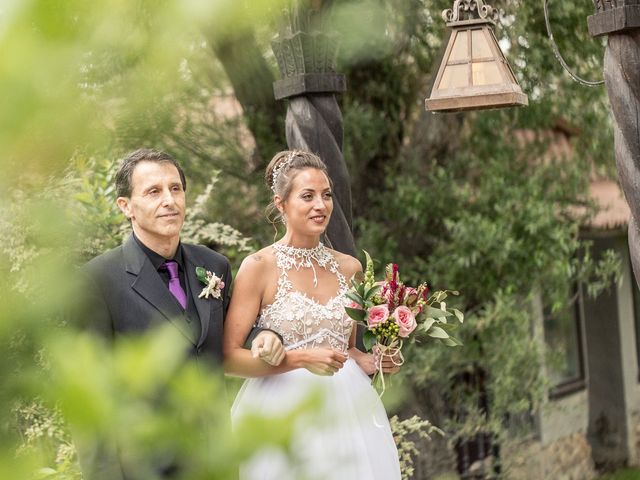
[[265, 149, 332, 225]]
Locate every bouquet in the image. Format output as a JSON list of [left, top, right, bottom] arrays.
[[345, 252, 464, 394]]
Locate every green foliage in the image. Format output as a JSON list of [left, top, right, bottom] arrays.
[[0, 0, 626, 478], [14, 402, 80, 480], [390, 415, 444, 480], [330, 1, 621, 475], [596, 468, 640, 480], [0, 1, 299, 479]]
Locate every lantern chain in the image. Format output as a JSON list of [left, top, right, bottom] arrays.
[[543, 0, 604, 87]]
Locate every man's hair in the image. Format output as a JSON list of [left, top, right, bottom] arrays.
[[115, 149, 187, 198]]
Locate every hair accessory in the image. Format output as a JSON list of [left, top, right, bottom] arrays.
[[271, 151, 296, 193]]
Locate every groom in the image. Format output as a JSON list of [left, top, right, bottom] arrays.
[[79, 148, 283, 479]]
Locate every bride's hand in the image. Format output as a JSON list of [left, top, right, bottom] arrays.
[[349, 347, 401, 375], [294, 348, 348, 376], [348, 347, 377, 375]]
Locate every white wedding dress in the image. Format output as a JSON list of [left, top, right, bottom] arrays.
[[231, 243, 401, 480]]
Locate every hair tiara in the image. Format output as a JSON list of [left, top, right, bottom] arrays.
[[271, 151, 297, 193]]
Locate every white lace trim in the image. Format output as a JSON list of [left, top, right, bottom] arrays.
[[273, 242, 338, 288], [259, 243, 352, 353]]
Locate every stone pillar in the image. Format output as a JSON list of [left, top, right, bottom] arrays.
[[271, 0, 356, 257], [582, 233, 639, 468]]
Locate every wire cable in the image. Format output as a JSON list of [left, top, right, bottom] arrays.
[[543, 0, 604, 87]]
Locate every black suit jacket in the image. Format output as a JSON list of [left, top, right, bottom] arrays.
[[78, 234, 233, 479], [83, 234, 231, 364]]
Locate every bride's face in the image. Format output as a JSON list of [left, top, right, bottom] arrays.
[[278, 168, 333, 236]]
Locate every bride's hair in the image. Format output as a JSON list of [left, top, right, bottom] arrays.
[[265, 149, 332, 227]]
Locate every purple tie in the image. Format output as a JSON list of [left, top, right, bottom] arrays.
[[162, 261, 187, 310]]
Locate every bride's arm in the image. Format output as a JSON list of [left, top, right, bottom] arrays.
[[223, 254, 297, 377], [223, 254, 347, 378]]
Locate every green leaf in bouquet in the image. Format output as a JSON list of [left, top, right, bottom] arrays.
[[429, 290, 459, 303], [363, 330, 377, 352], [421, 318, 435, 333], [428, 326, 449, 339], [452, 308, 464, 323], [438, 322, 460, 333], [345, 307, 366, 322], [364, 284, 381, 300], [351, 278, 366, 298], [345, 291, 363, 305], [441, 335, 463, 347], [423, 305, 452, 319]]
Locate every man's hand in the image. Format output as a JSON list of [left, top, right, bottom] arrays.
[[250, 331, 285, 366]]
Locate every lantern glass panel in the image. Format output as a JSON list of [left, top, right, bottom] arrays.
[[472, 61, 502, 86], [471, 29, 492, 59], [439, 64, 469, 89], [450, 30, 469, 61]]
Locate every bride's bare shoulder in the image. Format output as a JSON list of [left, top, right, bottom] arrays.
[[238, 246, 277, 275], [329, 249, 363, 278]]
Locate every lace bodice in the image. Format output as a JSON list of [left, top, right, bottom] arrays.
[[257, 243, 353, 354]]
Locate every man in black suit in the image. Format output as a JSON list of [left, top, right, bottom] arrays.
[[80, 149, 283, 479]]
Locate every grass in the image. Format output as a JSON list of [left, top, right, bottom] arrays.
[[596, 468, 640, 480]]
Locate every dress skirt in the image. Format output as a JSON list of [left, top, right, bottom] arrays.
[[231, 358, 402, 480]]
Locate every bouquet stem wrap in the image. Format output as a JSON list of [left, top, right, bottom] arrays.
[[373, 339, 404, 396]]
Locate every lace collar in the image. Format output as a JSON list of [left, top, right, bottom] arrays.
[[273, 242, 331, 268], [273, 242, 335, 287]]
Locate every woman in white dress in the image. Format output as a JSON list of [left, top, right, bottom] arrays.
[[223, 150, 401, 480]]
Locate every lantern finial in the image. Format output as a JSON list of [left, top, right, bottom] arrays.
[[442, 0, 498, 24]]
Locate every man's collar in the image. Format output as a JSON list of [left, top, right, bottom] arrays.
[[132, 233, 184, 271]]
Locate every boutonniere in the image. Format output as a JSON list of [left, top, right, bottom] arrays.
[[196, 267, 225, 300]]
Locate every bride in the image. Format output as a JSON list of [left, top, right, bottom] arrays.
[[223, 150, 401, 480]]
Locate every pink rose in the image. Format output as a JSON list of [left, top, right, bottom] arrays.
[[367, 305, 390, 329], [393, 306, 417, 338]]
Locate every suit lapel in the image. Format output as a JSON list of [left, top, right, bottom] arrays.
[[123, 235, 196, 345], [183, 247, 213, 348]]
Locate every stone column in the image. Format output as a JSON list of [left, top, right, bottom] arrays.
[[271, 0, 356, 256]]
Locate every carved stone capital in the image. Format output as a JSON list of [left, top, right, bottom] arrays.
[[442, 0, 499, 25], [271, 30, 340, 77], [271, 1, 343, 98], [588, 1, 640, 36]]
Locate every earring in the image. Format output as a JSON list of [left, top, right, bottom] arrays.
[[281, 214, 287, 225]]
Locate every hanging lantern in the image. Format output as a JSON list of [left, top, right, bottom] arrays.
[[425, 0, 528, 113]]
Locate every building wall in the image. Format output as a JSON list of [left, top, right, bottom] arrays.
[[501, 295, 596, 479], [502, 431, 595, 480], [583, 233, 639, 468]]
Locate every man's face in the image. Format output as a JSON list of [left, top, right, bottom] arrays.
[[117, 161, 186, 245]]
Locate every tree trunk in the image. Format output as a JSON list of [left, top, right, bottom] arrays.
[[211, 31, 286, 170]]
